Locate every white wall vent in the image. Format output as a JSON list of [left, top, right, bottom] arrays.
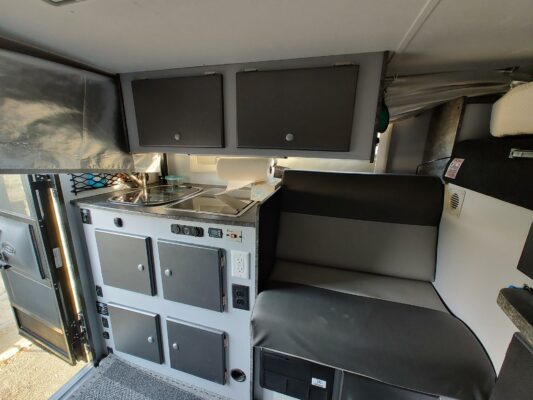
[[446, 188, 466, 217]]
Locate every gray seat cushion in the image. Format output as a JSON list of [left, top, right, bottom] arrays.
[[252, 283, 496, 400], [270, 260, 448, 312]]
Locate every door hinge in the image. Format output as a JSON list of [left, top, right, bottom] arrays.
[[71, 313, 88, 344]]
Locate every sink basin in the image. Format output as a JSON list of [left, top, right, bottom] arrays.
[[108, 185, 202, 206]]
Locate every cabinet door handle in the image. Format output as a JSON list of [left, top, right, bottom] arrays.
[[164, 269, 172, 277], [285, 133, 294, 142], [174, 133, 181, 141], [172, 342, 179, 350], [137, 264, 145, 272], [147, 336, 154, 344]]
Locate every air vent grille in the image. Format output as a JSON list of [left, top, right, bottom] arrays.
[[450, 192, 460, 209], [447, 189, 466, 217]]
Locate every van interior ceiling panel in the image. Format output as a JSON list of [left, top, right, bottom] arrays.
[[0, 2, 532, 399]]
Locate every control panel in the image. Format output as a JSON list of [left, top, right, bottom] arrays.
[[171, 223, 204, 237], [208, 227, 224, 239]]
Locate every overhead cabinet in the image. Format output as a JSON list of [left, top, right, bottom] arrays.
[[236, 65, 358, 151], [132, 74, 224, 147], [122, 52, 385, 159]]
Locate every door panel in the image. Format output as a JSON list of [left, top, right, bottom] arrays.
[[158, 240, 224, 312], [95, 230, 156, 296], [14, 309, 69, 355], [3, 269, 61, 328], [166, 318, 226, 384], [108, 303, 163, 364], [0, 175, 84, 364]]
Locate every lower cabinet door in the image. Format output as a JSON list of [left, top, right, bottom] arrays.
[[166, 318, 226, 384], [158, 240, 224, 312], [108, 303, 163, 364]]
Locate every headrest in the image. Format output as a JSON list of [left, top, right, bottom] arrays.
[[491, 82, 533, 137]]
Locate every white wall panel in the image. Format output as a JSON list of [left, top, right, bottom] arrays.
[[434, 184, 533, 372]]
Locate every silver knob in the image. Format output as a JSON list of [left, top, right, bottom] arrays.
[[172, 342, 178, 350], [285, 133, 294, 142], [174, 133, 181, 141], [137, 264, 144, 272], [164, 269, 172, 277], [147, 336, 154, 344]]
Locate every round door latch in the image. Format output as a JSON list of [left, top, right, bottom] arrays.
[[147, 336, 154, 344], [164, 269, 172, 277], [285, 133, 294, 142], [174, 133, 181, 141], [137, 264, 145, 272], [172, 342, 179, 350]]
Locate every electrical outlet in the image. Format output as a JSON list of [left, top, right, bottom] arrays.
[[231, 250, 250, 279], [232, 284, 250, 310]]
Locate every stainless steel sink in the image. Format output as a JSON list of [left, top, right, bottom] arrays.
[[108, 185, 202, 206], [165, 188, 255, 216]]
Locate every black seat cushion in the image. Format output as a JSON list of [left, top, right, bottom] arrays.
[[252, 282, 495, 400]]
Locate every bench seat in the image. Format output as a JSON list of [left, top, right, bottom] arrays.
[[254, 171, 496, 399], [252, 282, 495, 400]]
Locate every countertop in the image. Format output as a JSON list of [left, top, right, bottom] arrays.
[[72, 184, 260, 227], [497, 287, 533, 347]]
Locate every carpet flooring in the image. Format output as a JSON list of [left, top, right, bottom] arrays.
[[68, 355, 228, 400]]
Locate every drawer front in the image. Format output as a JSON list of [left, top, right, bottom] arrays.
[[167, 318, 226, 384], [237, 65, 358, 151], [132, 74, 224, 148], [95, 230, 156, 296], [108, 304, 163, 364], [158, 240, 224, 312]]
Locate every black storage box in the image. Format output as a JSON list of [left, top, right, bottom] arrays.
[[260, 349, 335, 400]]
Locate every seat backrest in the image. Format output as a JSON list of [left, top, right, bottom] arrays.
[[275, 171, 444, 281]]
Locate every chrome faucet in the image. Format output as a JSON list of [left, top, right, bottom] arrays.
[[126, 173, 148, 189]]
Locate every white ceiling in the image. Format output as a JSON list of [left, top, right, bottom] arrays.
[[0, 0, 532, 75]]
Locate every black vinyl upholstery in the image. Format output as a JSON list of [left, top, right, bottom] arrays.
[[281, 171, 444, 225], [253, 282, 495, 400], [253, 171, 496, 400]]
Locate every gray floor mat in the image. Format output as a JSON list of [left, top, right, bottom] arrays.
[[69, 354, 227, 400]]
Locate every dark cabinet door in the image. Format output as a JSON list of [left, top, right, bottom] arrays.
[[108, 303, 163, 364], [95, 230, 156, 296], [132, 74, 224, 148], [166, 318, 226, 384], [158, 240, 224, 312], [237, 65, 358, 151]]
